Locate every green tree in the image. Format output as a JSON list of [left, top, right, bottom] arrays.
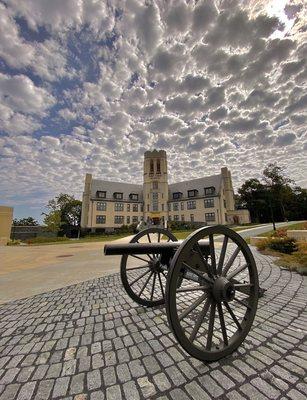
[[42, 193, 82, 236], [42, 210, 62, 233], [263, 163, 293, 221], [13, 217, 39, 226], [237, 179, 268, 222]]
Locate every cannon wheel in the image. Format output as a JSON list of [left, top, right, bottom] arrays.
[[166, 225, 259, 362], [121, 227, 177, 307]]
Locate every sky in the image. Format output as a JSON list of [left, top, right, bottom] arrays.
[[0, 0, 306, 222]]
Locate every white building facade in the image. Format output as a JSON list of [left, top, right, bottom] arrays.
[[81, 150, 250, 231]]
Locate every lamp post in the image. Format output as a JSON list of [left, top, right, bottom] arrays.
[[266, 187, 276, 231]]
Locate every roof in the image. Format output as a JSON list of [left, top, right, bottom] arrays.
[[169, 174, 222, 197], [91, 179, 143, 201]]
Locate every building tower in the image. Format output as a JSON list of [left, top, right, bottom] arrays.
[[143, 150, 168, 225], [221, 167, 235, 211], [81, 173, 92, 228]]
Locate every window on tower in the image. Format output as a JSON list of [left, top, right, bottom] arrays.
[[150, 159, 154, 174], [157, 159, 161, 174]]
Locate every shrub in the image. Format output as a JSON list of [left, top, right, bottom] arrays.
[[267, 237, 297, 254], [7, 239, 21, 246], [26, 236, 69, 244], [256, 238, 270, 251], [271, 228, 287, 238]]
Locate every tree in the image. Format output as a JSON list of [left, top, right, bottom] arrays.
[[43, 210, 62, 233], [237, 179, 269, 222], [263, 163, 293, 221], [13, 217, 39, 226], [42, 193, 82, 236]]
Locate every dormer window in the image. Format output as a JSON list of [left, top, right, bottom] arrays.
[[204, 187, 215, 196], [188, 189, 198, 198], [96, 191, 106, 198], [113, 192, 123, 200], [129, 193, 139, 201], [173, 192, 183, 200]]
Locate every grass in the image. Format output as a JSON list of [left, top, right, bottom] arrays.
[[171, 224, 260, 240], [22, 233, 131, 246], [256, 222, 307, 238]]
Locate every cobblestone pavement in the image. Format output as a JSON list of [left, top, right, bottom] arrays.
[[0, 249, 306, 400]]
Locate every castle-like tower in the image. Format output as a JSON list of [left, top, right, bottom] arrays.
[[143, 150, 168, 225]]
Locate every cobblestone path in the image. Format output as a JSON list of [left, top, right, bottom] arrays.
[[0, 250, 306, 399]]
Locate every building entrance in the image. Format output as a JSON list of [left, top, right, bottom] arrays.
[[152, 217, 160, 225]]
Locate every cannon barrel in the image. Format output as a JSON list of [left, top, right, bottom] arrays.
[[104, 240, 210, 256]]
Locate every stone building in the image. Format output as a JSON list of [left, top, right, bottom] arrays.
[[81, 150, 250, 231], [0, 206, 13, 245]]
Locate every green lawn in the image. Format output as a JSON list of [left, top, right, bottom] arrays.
[[172, 224, 260, 240], [256, 222, 307, 238], [21, 233, 131, 246]]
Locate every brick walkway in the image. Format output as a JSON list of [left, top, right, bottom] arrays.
[[0, 250, 306, 400]]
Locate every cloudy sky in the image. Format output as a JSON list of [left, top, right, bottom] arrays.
[[0, 0, 306, 221]]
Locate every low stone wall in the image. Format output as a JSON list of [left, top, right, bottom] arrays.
[[287, 230, 307, 241], [250, 236, 266, 246]]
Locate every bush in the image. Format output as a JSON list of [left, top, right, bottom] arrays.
[[7, 239, 21, 246], [271, 228, 287, 238], [26, 236, 69, 244], [267, 237, 297, 254], [256, 238, 270, 251]]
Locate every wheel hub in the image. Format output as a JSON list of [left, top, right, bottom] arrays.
[[212, 276, 235, 302], [149, 258, 162, 272]]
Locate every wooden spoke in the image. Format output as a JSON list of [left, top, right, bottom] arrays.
[[217, 302, 228, 346], [194, 244, 214, 278], [206, 302, 216, 350], [209, 234, 217, 275], [131, 254, 150, 263], [179, 292, 208, 321], [227, 263, 248, 280], [158, 272, 164, 298], [138, 271, 154, 297], [130, 269, 151, 286], [233, 297, 252, 310], [158, 232, 161, 242], [223, 301, 242, 331], [234, 283, 253, 295], [182, 262, 210, 282], [217, 236, 228, 275], [127, 265, 149, 271], [177, 285, 209, 293], [150, 273, 157, 301], [189, 298, 211, 342], [147, 233, 152, 243], [222, 246, 240, 277]]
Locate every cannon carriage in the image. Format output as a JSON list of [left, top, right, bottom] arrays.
[[104, 225, 259, 362]]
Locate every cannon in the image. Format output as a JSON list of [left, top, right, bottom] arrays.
[[104, 225, 259, 362]]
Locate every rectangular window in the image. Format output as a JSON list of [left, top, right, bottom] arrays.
[[168, 203, 171, 211], [174, 215, 179, 221], [113, 192, 123, 199], [188, 189, 198, 198], [172, 192, 182, 200], [132, 216, 138, 223], [129, 193, 139, 201], [187, 200, 196, 209], [152, 192, 158, 212], [181, 215, 185, 221], [224, 199, 227, 208], [204, 187, 215, 196], [127, 216, 130, 224], [115, 203, 124, 211], [181, 202, 184, 210], [162, 203, 164, 211], [153, 181, 158, 189], [190, 214, 194, 222], [204, 198, 214, 208], [96, 191, 106, 198], [114, 216, 124, 224], [96, 215, 106, 224], [173, 202, 179, 211], [205, 212, 215, 222], [96, 202, 106, 211], [133, 204, 138, 212], [127, 204, 130, 212]]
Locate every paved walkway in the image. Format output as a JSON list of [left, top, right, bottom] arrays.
[[0, 250, 306, 399]]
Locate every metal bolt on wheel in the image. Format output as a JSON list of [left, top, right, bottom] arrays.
[[121, 227, 177, 307], [166, 225, 259, 362]]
